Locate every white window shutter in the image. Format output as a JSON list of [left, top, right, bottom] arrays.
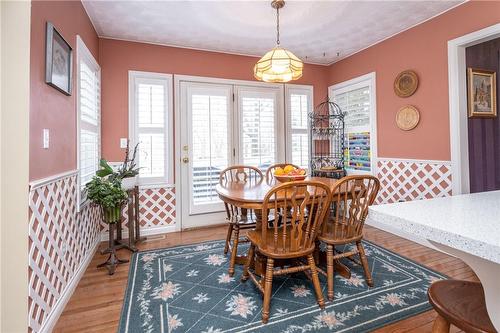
[[129, 72, 173, 185], [77, 36, 101, 207]]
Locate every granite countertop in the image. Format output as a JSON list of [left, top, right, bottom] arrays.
[[367, 190, 500, 264]]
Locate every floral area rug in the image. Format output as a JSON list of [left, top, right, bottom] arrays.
[[118, 240, 445, 333]]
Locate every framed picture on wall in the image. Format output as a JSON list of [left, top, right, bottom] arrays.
[[467, 68, 497, 118], [45, 22, 72, 95]]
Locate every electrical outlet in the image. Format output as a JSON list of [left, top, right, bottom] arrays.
[[43, 129, 50, 149], [120, 138, 128, 148]]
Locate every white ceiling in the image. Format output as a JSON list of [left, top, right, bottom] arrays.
[[82, 0, 464, 65]]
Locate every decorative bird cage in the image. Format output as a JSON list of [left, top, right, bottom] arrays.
[[308, 99, 346, 179]]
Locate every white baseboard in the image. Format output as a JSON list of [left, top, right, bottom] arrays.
[[38, 239, 99, 333], [100, 224, 177, 241]]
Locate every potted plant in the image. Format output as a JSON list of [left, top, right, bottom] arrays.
[[85, 176, 128, 224], [97, 140, 140, 190]]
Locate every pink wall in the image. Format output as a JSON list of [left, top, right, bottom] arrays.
[[30, 0, 99, 181], [30, 0, 500, 179], [99, 38, 329, 161], [327, 1, 500, 161]]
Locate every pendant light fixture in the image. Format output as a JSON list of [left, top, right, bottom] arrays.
[[254, 0, 303, 83]]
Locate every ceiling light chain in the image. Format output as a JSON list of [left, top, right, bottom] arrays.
[[276, 4, 280, 45]]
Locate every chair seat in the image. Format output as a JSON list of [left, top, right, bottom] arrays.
[[317, 223, 363, 245], [247, 227, 315, 259], [428, 280, 497, 333]]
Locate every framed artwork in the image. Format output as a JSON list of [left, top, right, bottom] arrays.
[[467, 68, 497, 118], [45, 22, 72, 95]]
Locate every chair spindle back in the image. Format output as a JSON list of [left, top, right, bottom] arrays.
[[322, 175, 380, 240], [261, 181, 332, 254], [219, 165, 264, 221], [219, 165, 263, 185]]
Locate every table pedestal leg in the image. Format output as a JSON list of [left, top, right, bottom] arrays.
[[98, 223, 129, 275], [252, 209, 267, 277]]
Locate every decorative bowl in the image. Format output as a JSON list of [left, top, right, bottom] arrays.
[[275, 174, 307, 183]]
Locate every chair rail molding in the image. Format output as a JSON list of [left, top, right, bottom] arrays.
[[448, 23, 500, 195]]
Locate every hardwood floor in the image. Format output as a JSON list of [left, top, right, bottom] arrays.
[[54, 225, 476, 332]]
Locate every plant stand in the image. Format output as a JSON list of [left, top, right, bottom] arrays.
[[98, 221, 129, 275], [115, 186, 146, 252]]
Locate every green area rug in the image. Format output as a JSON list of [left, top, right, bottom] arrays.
[[119, 240, 445, 333]]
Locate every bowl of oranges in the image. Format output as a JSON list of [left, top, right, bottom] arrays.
[[274, 165, 307, 182]]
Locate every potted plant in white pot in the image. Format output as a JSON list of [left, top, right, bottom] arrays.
[[97, 141, 140, 190]]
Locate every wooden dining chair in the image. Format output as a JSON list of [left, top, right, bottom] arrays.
[[265, 163, 300, 181], [317, 175, 380, 300], [241, 180, 333, 323], [220, 165, 263, 276]]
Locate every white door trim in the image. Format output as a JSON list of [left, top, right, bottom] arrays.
[[447, 23, 500, 195]]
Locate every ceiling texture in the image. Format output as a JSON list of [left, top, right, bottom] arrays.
[[82, 0, 464, 65]]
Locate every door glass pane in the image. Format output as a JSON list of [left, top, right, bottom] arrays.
[[292, 133, 309, 169], [191, 94, 229, 205], [290, 94, 308, 129], [241, 96, 275, 169]]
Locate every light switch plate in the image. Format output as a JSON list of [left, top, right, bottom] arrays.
[[120, 138, 128, 148], [43, 129, 50, 149]]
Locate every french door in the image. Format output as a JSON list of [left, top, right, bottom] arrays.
[[179, 81, 283, 229]]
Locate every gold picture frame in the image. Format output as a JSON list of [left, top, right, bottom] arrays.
[[467, 68, 497, 118]]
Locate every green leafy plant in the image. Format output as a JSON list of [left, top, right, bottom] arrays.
[[85, 176, 127, 208], [96, 140, 140, 181], [85, 177, 127, 223]]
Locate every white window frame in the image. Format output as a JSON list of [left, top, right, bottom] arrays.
[[128, 70, 174, 186], [329, 72, 377, 175], [76, 35, 101, 210], [285, 84, 313, 169]]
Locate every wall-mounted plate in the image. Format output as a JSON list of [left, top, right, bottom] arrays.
[[396, 105, 420, 131], [394, 70, 419, 97]]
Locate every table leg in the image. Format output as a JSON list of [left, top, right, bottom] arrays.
[[98, 222, 129, 275], [126, 192, 138, 251], [253, 209, 266, 277], [134, 186, 146, 242]]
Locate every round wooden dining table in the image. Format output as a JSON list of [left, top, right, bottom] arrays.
[[215, 176, 353, 279]]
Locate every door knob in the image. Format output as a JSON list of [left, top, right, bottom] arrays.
[[182, 157, 189, 164]]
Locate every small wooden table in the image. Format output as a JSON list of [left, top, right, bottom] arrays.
[[215, 176, 352, 279]]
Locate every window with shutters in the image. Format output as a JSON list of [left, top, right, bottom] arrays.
[[285, 85, 312, 169], [77, 36, 100, 208], [329, 73, 377, 174], [129, 71, 173, 185], [237, 87, 284, 170]]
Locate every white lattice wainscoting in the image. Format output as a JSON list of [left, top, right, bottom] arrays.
[[28, 171, 101, 333], [376, 158, 452, 204], [99, 185, 176, 239]]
